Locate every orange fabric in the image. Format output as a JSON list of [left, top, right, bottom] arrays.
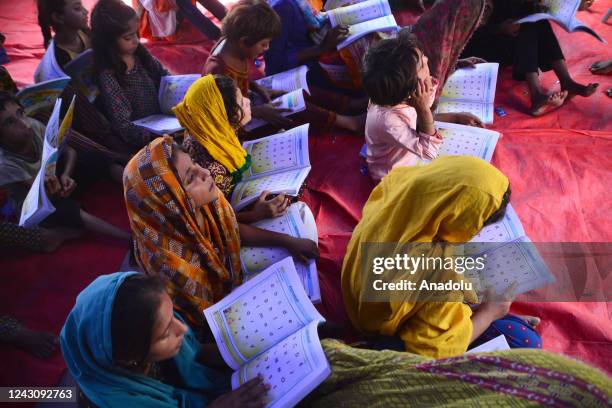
[[123, 137, 242, 325]]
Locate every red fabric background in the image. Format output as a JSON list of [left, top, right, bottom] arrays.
[[0, 0, 610, 392]]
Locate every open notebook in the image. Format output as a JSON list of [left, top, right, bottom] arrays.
[[19, 97, 75, 227], [232, 124, 311, 210], [413, 121, 501, 165], [435, 63, 499, 124], [241, 204, 321, 303], [204, 257, 330, 408], [516, 0, 604, 43], [463, 204, 555, 298], [132, 74, 200, 135], [63, 49, 99, 103], [325, 0, 398, 49], [254, 65, 310, 95], [16, 77, 71, 116], [33, 40, 67, 83], [244, 89, 307, 131]]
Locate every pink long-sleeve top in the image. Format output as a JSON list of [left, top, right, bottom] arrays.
[[365, 83, 443, 181]]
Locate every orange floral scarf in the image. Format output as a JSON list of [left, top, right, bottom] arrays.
[[124, 136, 242, 325]]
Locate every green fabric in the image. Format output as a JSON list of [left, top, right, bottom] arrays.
[[303, 340, 612, 407]]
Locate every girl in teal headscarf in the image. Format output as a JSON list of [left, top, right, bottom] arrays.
[[60, 272, 269, 407]]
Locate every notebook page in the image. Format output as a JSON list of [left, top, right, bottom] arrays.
[[414, 121, 500, 166], [19, 99, 62, 227], [240, 204, 321, 302], [245, 89, 307, 131], [440, 63, 499, 104], [158, 74, 200, 114], [337, 15, 398, 49], [467, 335, 510, 354], [328, 0, 391, 27], [516, 0, 577, 27], [467, 237, 555, 297], [435, 100, 494, 124], [232, 321, 330, 408], [465, 205, 525, 255], [254, 66, 310, 95], [132, 114, 183, 135], [242, 124, 310, 179], [231, 167, 310, 211], [16, 77, 71, 116], [204, 257, 324, 370]]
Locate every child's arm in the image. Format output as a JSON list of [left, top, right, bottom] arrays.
[[249, 81, 285, 102], [57, 146, 78, 197], [236, 192, 291, 224], [98, 71, 155, 148], [238, 222, 319, 264], [470, 284, 516, 343], [265, 0, 348, 73], [435, 112, 484, 128], [409, 78, 437, 136]]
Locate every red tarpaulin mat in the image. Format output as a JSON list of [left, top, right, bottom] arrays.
[[0, 0, 610, 393]]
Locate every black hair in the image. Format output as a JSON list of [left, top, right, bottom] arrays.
[[0, 91, 21, 113], [111, 274, 167, 368], [221, 0, 281, 46], [91, 0, 160, 87], [37, 0, 66, 49], [361, 32, 422, 106], [483, 186, 511, 226], [213, 75, 244, 128]]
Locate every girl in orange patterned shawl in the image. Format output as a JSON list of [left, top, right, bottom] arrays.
[[124, 136, 318, 326]]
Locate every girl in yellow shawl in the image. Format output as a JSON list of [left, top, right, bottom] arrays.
[[123, 136, 319, 326], [174, 74, 291, 225], [342, 156, 541, 358]]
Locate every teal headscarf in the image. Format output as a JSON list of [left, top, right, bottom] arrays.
[[60, 272, 230, 407]]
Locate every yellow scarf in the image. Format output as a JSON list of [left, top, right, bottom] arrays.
[[342, 156, 509, 358], [172, 75, 248, 175]]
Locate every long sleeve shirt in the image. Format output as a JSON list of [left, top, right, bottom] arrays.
[[365, 101, 442, 181], [98, 56, 169, 148]]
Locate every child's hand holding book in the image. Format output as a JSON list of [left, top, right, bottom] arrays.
[[251, 103, 295, 128], [319, 25, 350, 53], [284, 236, 320, 264], [208, 375, 269, 408]]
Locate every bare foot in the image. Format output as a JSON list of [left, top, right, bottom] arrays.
[[562, 80, 599, 98], [589, 60, 612, 75], [518, 315, 541, 327], [530, 91, 568, 116], [11, 327, 59, 358]]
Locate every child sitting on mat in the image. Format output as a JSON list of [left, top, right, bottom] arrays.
[[361, 33, 483, 181], [36, 0, 90, 76], [0, 92, 129, 248], [92, 0, 171, 151], [203, 0, 366, 133]]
